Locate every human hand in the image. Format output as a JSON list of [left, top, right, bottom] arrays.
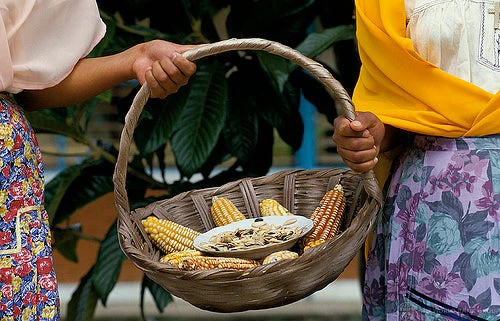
[[332, 112, 385, 173], [132, 40, 198, 99]]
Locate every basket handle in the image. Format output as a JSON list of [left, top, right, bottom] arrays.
[[113, 38, 381, 216]]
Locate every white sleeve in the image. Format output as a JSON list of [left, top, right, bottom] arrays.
[[0, 0, 106, 93]]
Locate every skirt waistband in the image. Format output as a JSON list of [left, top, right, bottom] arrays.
[[413, 135, 500, 151]]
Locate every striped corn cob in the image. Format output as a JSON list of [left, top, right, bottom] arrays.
[[262, 250, 299, 265], [160, 250, 203, 267], [304, 184, 346, 245], [259, 199, 292, 216], [142, 216, 200, 254], [302, 239, 325, 252], [179, 256, 261, 271], [210, 196, 246, 226]]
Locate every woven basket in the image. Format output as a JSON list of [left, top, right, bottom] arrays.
[[113, 38, 382, 313]]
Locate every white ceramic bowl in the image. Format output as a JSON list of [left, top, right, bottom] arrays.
[[193, 215, 313, 259]]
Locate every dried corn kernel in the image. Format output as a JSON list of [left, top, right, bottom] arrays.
[[142, 216, 200, 254], [262, 250, 299, 264], [303, 239, 326, 252], [160, 250, 203, 267], [179, 256, 260, 271], [304, 184, 346, 245], [210, 196, 246, 226], [259, 199, 292, 216]]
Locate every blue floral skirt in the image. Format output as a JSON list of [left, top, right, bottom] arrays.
[[0, 94, 60, 319], [363, 135, 500, 321]]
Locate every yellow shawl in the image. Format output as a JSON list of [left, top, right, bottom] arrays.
[[353, 0, 500, 137]]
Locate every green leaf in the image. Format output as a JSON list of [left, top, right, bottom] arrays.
[[289, 68, 338, 123], [256, 53, 290, 93], [141, 275, 173, 314], [52, 224, 82, 262], [49, 159, 115, 225], [246, 57, 304, 150], [226, 0, 315, 42], [92, 221, 126, 306], [66, 268, 99, 321], [134, 88, 187, 156], [45, 161, 92, 224], [224, 106, 258, 163], [293, 24, 355, 64], [171, 59, 228, 177], [241, 118, 274, 175], [155, 143, 168, 184], [197, 137, 232, 179], [273, 81, 304, 151], [26, 109, 84, 142], [225, 68, 260, 162]]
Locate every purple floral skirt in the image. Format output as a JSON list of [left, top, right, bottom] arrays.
[[0, 94, 60, 319], [363, 135, 500, 321]]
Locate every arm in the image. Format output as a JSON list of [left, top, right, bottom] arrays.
[[332, 111, 408, 173], [16, 40, 197, 110]]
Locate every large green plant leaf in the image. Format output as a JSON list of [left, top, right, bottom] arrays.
[[246, 54, 304, 150], [141, 276, 173, 316], [292, 24, 355, 69], [241, 117, 274, 175], [66, 268, 99, 321], [197, 137, 232, 179], [171, 59, 228, 177], [274, 81, 304, 151], [289, 68, 339, 123], [134, 87, 188, 156], [224, 68, 260, 163], [92, 221, 126, 306], [49, 159, 115, 225], [52, 224, 82, 262], [45, 158, 101, 224], [226, 0, 316, 45], [26, 109, 84, 142]]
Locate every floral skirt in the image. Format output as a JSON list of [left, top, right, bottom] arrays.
[[0, 94, 60, 320], [363, 135, 500, 321]]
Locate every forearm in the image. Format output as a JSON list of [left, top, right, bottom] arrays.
[[17, 46, 139, 110]]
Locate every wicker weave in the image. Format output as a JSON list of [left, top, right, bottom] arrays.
[[113, 38, 382, 313]]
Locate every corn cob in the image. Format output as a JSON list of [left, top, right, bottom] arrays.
[[210, 196, 246, 226], [160, 250, 203, 267], [259, 199, 292, 216], [304, 184, 346, 245], [142, 216, 200, 254], [262, 250, 299, 265], [179, 256, 260, 271], [303, 239, 325, 252]]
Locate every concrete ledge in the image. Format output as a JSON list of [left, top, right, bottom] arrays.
[[59, 279, 362, 319]]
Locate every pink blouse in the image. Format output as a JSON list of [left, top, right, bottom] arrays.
[[0, 0, 106, 93]]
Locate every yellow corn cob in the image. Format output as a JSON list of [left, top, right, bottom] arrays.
[[259, 199, 292, 216], [210, 196, 246, 226], [304, 184, 346, 244], [179, 256, 260, 271], [303, 239, 326, 252], [142, 216, 200, 254], [262, 250, 299, 264], [160, 250, 203, 267]]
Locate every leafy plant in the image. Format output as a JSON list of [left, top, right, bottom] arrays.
[[25, 0, 359, 319]]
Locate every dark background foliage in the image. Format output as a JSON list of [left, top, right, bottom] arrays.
[[25, 0, 359, 319]]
